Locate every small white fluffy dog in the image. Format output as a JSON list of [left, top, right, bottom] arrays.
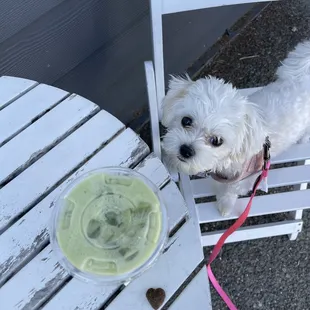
[[161, 41, 310, 216]]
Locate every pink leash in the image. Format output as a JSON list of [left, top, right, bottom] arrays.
[[207, 139, 271, 310]]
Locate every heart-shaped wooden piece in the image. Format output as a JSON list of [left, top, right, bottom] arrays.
[[146, 288, 166, 309]]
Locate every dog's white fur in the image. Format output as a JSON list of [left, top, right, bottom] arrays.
[[161, 41, 310, 216]]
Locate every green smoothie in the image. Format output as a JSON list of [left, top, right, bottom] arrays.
[[56, 172, 162, 276]]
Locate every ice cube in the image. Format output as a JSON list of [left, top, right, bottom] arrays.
[[61, 200, 75, 229], [86, 219, 101, 239], [105, 211, 120, 226], [119, 247, 130, 256], [99, 227, 115, 244], [124, 250, 139, 261]]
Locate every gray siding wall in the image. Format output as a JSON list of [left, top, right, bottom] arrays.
[[0, 0, 255, 124]]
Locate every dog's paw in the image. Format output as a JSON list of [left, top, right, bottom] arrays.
[[217, 202, 232, 217], [216, 195, 236, 217]]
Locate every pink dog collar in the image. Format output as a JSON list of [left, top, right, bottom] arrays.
[[210, 150, 264, 184]]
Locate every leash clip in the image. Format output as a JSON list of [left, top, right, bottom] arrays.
[[261, 136, 271, 193], [263, 136, 271, 170], [159, 122, 168, 140]]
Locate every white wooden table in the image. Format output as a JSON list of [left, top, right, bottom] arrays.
[[0, 76, 212, 310]]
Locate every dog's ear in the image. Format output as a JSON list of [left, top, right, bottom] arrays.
[[162, 75, 193, 126], [168, 74, 193, 93], [233, 101, 266, 162]]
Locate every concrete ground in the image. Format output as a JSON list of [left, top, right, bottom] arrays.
[[139, 0, 310, 309]]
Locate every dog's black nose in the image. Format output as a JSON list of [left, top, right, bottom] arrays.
[[180, 144, 195, 158]]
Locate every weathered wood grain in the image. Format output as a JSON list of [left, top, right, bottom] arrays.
[[0, 94, 99, 188], [0, 76, 37, 110], [0, 84, 68, 146], [0, 246, 68, 310]]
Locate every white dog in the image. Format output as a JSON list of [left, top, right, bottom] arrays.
[[161, 41, 310, 216]]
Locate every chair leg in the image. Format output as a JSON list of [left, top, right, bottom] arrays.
[[289, 210, 303, 240], [288, 159, 309, 240], [144, 61, 161, 159]]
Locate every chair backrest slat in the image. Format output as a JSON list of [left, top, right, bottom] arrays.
[[150, 0, 165, 120], [144, 61, 162, 158]]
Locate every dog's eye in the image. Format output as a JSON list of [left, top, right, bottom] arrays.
[[181, 117, 192, 128], [210, 136, 223, 147]]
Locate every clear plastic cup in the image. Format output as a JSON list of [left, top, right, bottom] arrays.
[[50, 167, 168, 285]]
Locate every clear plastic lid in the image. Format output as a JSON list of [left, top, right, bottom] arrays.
[[50, 167, 168, 285]]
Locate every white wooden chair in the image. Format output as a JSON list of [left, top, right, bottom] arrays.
[[144, 0, 310, 248]]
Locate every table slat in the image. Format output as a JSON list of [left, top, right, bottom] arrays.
[[0, 111, 124, 233], [0, 246, 68, 310], [0, 129, 148, 286], [0, 84, 68, 146], [169, 268, 212, 310], [44, 272, 108, 310], [134, 155, 169, 189], [0, 76, 37, 110], [0, 94, 99, 186], [42, 271, 114, 310]]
